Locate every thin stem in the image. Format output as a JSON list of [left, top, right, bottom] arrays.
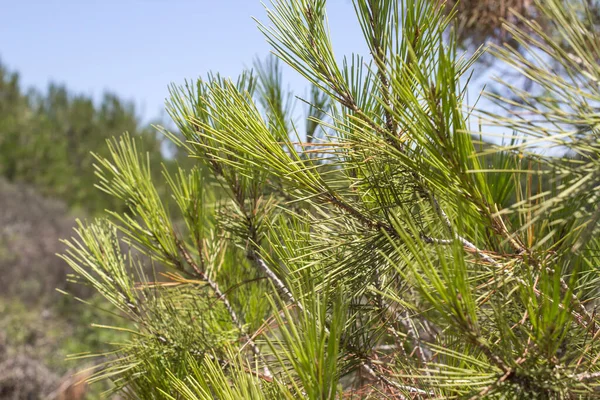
[[177, 240, 273, 378]]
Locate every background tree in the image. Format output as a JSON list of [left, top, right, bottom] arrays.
[[60, 0, 600, 398], [447, 0, 600, 108], [0, 62, 183, 398], [0, 64, 170, 214]]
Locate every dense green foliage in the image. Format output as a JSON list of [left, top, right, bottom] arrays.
[[0, 64, 168, 214], [56, 0, 600, 398]]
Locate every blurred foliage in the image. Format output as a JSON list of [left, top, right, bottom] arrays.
[[445, 0, 541, 50], [0, 62, 190, 398], [0, 177, 76, 303], [446, 0, 600, 49], [446, 0, 600, 84], [0, 62, 176, 215], [0, 295, 128, 399]]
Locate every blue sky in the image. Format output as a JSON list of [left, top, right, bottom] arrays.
[[2, 0, 515, 150], [1, 0, 368, 123]]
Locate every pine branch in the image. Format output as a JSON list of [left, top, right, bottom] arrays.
[[252, 243, 431, 395], [176, 240, 273, 379], [359, 353, 433, 398], [247, 249, 302, 313]]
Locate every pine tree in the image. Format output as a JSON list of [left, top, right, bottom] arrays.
[[0, 64, 168, 214], [61, 0, 600, 398]]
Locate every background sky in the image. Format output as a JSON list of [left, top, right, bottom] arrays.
[[0, 0, 371, 124]]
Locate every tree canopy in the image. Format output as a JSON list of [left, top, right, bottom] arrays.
[[0, 64, 168, 214]]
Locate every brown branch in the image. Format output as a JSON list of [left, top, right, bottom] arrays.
[[176, 240, 273, 378], [574, 370, 600, 382]]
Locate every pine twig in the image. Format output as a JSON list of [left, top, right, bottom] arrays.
[[177, 240, 273, 378]]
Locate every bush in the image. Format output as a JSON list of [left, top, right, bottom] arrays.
[[0, 178, 75, 303]]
